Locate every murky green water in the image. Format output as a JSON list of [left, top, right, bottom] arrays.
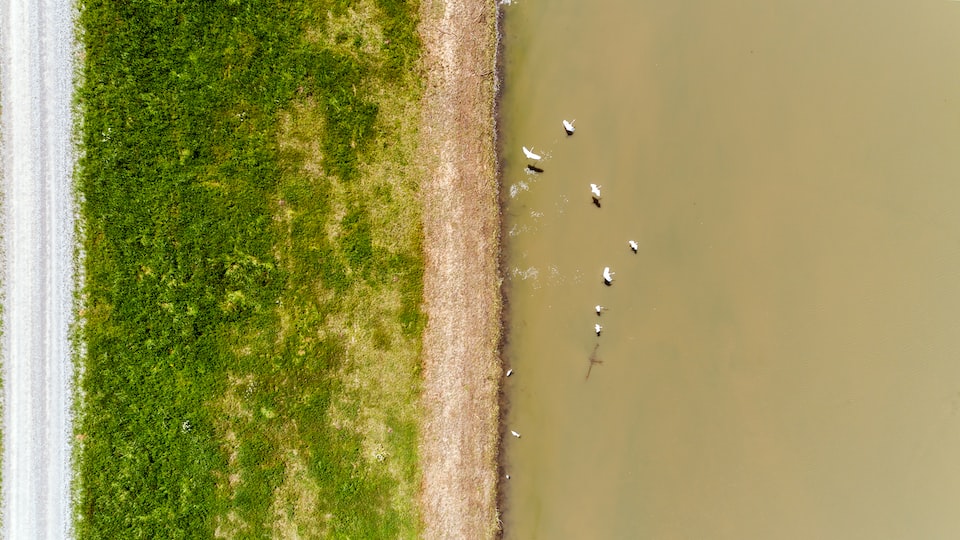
[[499, 1, 960, 537]]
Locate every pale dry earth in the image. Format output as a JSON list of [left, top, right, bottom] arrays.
[[417, 0, 502, 537]]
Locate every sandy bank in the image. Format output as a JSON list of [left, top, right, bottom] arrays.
[[417, 0, 502, 537]]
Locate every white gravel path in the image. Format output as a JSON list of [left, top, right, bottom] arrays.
[[0, 0, 77, 537]]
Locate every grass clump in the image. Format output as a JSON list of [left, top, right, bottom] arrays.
[[75, 0, 425, 537]]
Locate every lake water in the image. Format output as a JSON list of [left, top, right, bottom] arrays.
[[498, 1, 960, 538]]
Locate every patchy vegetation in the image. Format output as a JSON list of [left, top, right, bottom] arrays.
[[75, 0, 424, 537]]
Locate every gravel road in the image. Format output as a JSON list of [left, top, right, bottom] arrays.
[[0, 0, 76, 537]]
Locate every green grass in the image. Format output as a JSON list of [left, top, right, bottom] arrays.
[[75, 0, 425, 537]]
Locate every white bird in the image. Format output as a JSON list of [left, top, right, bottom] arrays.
[[595, 304, 604, 315], [590, 183, 601, 198], [506, 474, 511, 479], [595, 323, 603, 336], [628, 240, 639, 253], [506, 368, 514, 377], [562, 119, 576, 135], [511, 430, 521, 438], [603, 266, 614, 285], [522, 146, 542, 161]]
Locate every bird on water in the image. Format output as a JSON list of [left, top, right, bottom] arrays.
[[590, 183, 602, 207]]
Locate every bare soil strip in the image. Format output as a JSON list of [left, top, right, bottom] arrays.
[[417, 0, 502, 537], [0, 0, 76, 536]]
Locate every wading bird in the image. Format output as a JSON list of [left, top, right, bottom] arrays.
[[595, 305, 604, 315], [511, 430, 521, 438], [603, 266, 614, 285], [506, 369, 514, 377], [562, 119, 576, 135], [522, 146, 542, 161], [595, 323, 603, 336], [590, 183, 602, 207], [629, 240, 638, 253]]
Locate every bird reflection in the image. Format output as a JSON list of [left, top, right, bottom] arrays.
[[585, 343, 603, 380]]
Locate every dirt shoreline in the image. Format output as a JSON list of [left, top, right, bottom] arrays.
[[417, 0, 503, 537]]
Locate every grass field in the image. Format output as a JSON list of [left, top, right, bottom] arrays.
[[75, 0, 425, 537]]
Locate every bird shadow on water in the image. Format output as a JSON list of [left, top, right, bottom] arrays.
[[526, 164, 544, 173], [585, 343, 603, 380]]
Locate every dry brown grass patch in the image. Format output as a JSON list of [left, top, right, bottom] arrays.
[[417, 0, 503, 538], [269, 447, 326, 538], [307, 1, 385, 60]]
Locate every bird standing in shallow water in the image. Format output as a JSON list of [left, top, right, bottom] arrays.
[[602, 267, 614, 285], [562, 119, 576, 135], [590, 184, 602, 207], [628, 240, 638, 253]]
